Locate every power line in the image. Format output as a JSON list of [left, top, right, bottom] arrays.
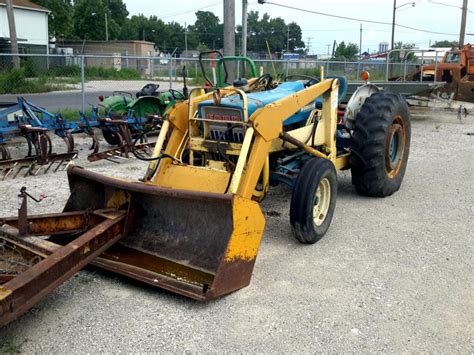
[[265, 1, 471, 36], [427, 0, 462, 9], [427, 0, 474, 13], [158, 2, 221, 20]]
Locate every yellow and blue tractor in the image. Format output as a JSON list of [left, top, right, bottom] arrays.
[[0, 56, 410, 326]]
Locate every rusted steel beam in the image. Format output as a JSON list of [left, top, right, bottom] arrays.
[[0, 213, 126, 327], [1, 211, 103, 236], [0, 275, 15, 284]]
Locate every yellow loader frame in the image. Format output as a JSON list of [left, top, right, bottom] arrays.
[[145, 77, 347, 197]]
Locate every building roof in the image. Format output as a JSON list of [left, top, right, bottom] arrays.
[[0, 0, 50, 13]]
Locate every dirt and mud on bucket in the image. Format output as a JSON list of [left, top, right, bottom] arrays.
[[64, 166, 266, 300]]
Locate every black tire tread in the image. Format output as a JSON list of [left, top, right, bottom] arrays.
[[350, 91, 411, 197], [290, 158, 337, 244]]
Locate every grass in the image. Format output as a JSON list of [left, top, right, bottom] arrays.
[[1, 339, 28, 354], [56, 107, 106, 121], [0, 64, 143, 95], [0, 69, 74, 94]]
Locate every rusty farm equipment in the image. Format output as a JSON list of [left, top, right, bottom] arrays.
[[0, 91, 178, 178], [0, 58, 411, 326]]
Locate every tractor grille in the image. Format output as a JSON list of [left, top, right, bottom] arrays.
[[201, 107, 244, 122], [209, 124, 244, 143]]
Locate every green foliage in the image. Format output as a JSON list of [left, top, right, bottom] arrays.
[[31, 0, 74, 38], [0, 65, 141, 94], [432, 40, 458, 48], [49, 64, 81, 77], [34, 1, 305, 55], [334, 41, 359, 59], [0, 69, 54, 94], [242, 11, 305, 54], [58, 106, 106, 121], [191, 11, 223, 50], [389, 41, 417, 62], [84, 67, 141, 80], [72, 0, 128, 40]]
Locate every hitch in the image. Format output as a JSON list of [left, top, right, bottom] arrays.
[[17, 187, 46, 236]]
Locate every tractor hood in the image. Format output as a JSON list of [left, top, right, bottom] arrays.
[[198, 81, 306, 125], [198, 77, 347, 126]]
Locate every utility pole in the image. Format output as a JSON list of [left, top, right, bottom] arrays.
[[459, 0, 468, 47], [286, 26, 290, 53], [306, 37, 312, 55], [105, 13, 109, 41], [359, 23, 363, 57], [223, 0, 235, 79], [391, 0, 396, 50], [326, 44, 330, 56], [223, 0, 235, 56], [185, 22, 188, 54], [242, 0, 248, 57], [6, 0, 19, 68]]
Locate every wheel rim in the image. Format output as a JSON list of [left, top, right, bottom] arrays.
[[313, 178, 331, 226], [385, 116, 406, 178]]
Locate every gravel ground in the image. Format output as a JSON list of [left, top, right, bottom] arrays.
[[0, 106, 473, 352]]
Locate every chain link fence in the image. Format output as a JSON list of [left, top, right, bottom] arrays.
[[0, 52, 430, 114]]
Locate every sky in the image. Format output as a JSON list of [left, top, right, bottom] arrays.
[[123, 0, 473, 54]]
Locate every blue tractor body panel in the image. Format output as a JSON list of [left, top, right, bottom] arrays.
[[198, 77, 347, 126]]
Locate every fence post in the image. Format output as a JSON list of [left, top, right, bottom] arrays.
[[80, 55, 85, 113], [149, 55, 153, 80], [168, 56, 173, 89]]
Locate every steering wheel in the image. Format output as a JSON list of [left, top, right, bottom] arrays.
[[284, 74, 320, 88], [249, 74, 273, 91], [169, 89, 185, 101]]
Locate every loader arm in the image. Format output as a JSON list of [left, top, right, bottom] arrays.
[[150, 78, 339, 198], [236, 78, 339, 199]]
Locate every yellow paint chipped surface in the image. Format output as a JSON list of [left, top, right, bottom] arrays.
[[0, 286, 12, 301], [224, 197, 266, 261], [106, 190, 131, 209]]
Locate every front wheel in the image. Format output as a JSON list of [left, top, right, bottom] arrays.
[[290, 158, 338, 244]]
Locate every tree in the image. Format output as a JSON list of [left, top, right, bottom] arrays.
[[107, 0, 128, 24], [31, 0, 73, 38], [334, 41, 359, 59], [241, 11, 304, 54], [389, 41, 416, 62], [72, 0, 128, 40], [288, 22, 305, 52], [73, 0, 109, 40], [191, 11, 223, 50], [432, 40, 458, 48]]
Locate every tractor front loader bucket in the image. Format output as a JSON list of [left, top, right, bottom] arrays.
[[64, 166, 266, 300]]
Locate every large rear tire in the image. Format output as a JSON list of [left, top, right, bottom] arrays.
[[350, 92, 411, 197], [290, 158, 337, 244]]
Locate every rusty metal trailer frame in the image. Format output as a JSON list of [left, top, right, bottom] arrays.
[[0, 193, 128, 327]]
